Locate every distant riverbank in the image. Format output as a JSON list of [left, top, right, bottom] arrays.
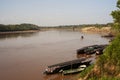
[[40, 26, 112, 33], [0, 23, 113, 35], [81, 27, 111, 33], [0, 27, 112, 35]]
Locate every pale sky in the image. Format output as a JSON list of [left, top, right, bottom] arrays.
[[0, 0, 117, 26]]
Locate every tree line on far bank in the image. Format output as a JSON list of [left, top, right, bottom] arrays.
[[58, 23, 113, 29], [0, 23, 40, 32]]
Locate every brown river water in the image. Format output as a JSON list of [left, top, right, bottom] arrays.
[[0, 30, 109, 80]]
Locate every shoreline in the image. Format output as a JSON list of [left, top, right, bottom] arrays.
[[80, 27, 111, 34], [0, 30, 40, 34], [0, 26, 112, 35]]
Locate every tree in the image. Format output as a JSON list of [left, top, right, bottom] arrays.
[[111, 0, 120, 32], [117, 0, 120, 8]]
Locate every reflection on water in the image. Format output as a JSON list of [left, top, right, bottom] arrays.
[[0, 30, 109, 80], [0, 32, 38, 40]]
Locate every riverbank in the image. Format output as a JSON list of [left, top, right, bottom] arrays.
[[0, 26, 112, 35], [0, 30, 39, 34], [80, 27, 111, 33]]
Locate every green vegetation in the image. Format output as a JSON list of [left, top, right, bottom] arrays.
[[0, 23, 40, 32], [111, 0, 120, 32], [96, 34, 120, 76]]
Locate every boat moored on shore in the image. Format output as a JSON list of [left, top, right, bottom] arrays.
[[44, 58, 91, 75], [76, 44, 108, 55]]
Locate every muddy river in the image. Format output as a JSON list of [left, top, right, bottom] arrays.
[[0, 30, 109, 80]]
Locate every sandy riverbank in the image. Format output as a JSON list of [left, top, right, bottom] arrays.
[[81, 27, 111, 34]]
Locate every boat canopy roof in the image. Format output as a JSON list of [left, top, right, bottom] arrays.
[[48, 58, 86, 68]]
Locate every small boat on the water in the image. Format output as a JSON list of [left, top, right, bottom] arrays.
[[77, 44, 108, 55], [62, 65, 86, 75], [44, 58, 91, 75]]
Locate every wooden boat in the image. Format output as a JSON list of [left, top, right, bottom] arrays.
[[77, 44, 108, 54], [44, 58, 91, 74], [62, 65, 86, 75]]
